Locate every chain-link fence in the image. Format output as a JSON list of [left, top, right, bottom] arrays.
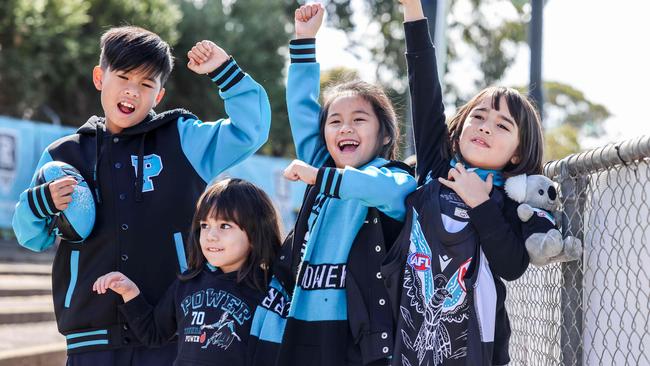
[[506, 135, 650, 366]]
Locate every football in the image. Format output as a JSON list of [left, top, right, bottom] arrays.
[[35, 161, 96, 242]]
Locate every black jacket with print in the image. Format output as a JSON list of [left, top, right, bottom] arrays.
[[120, 267, 264, 366]]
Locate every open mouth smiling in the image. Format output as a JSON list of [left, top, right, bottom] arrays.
[[205, 247, 224, 253], [338, 139, 359, 153], [117, 101, 136, 114]]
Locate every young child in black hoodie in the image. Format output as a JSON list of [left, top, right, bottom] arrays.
[[94, 179, 281, 366]]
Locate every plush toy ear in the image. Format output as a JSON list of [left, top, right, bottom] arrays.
[[504, 174, 527, 203]]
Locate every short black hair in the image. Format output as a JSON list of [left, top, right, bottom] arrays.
[[99, 26, 173, 85]]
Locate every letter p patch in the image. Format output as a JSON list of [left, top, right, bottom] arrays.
[[131, 154, 163, 192]]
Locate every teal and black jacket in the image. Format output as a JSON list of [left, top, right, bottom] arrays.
[[248, 39, 417, 366], [11, 59, 271, 354]]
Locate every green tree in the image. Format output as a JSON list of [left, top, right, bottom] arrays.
[[543, 81, 610, 137], [1, 0, 295, 155], [0, 0, 181, 124], [541, 81, 611, 161], [451, 0, 528, 89], [324, 0, 611, 159], [161, 0, 291, 156], [320, 0, 530, 102], [0, 0, 91, 120], [514, 81, 611, 160], [1, 0, 612, 160], [544, 124, 580, 161]]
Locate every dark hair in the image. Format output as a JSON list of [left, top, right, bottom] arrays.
[[99, 26, 174, 85], [446, 86, 544, 176], [319, 80, 400, 160], [180, 179, 282, 292]]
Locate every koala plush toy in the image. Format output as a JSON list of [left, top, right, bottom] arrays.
[[504, 174, 582, 267]]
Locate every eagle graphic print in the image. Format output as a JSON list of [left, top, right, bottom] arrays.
[[399, 208, 473, 366]]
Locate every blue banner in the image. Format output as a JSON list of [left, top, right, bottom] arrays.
[[0, 116, 74, 228], [219, 155, 306, 233]]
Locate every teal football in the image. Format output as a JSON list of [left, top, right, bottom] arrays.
[[36, 161, 95, 242]]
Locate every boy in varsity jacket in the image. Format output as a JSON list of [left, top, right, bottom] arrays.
[[11, 27, 270, 365]]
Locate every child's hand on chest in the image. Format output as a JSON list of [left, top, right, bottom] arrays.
[[438, 163, 492, 208]]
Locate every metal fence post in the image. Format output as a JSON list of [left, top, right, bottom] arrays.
[[558, 166, 585, 366]]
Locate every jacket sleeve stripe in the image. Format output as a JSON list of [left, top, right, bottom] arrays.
[[210, 59, 236, 82], [27, 187, 46, 219], [218, 70, 244, 92], [31, 187, 47, 218], [208, 58, 245, 92], [38, 184, 55, 215], [316, 168, 343, 199], [324, 168, 335, 196], [34, 185, 52, 216], [43, 182, 60, 215], [290, 38, 316, 63], [332, 171, 343, 198]]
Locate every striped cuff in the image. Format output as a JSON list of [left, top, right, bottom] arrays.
[[26, 182, 60, 218], [289, 38, 316, 63], [65, 329, 109, 351], [316, 167, 343, 198], [207, 57, 245, 92]]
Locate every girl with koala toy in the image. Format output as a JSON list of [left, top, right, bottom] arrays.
[[382, 1, 578, 365]]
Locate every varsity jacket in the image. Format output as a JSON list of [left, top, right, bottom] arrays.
[[381, 19, 550, 365], [11, 59, 271, 354], [119, 265, 264, 366], [248, 39, 417, 366]]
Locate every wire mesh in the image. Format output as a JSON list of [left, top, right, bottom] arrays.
[[506, 136, 650, 366]]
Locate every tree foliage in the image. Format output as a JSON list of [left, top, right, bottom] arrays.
[[0, 0, 612, 159], [0, 0, 291, 154], [161, 0, 291, 156], [324, 0, 610, 158], [544, 124, 580, 162], [543, 81, 610, 137], [320, 0, 530, 100], [0, 0, 181, 123]]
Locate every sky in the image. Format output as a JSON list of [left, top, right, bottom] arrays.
[[315, 0, 649, 149]]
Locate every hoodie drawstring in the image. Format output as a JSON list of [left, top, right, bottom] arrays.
[[134, 133, 147, 202], [93, 124, 104, 204]]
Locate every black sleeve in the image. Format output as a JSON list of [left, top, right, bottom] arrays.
[[468, 197, 530, 281], [381, 211, 412, 323], [404, 19, 450, 185], [119, 281, 178, 347], [520, 208, 557, 239]]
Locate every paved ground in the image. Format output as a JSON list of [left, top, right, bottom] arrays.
[[0, 322, 64, 353], [0, 240, 65, 365]]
